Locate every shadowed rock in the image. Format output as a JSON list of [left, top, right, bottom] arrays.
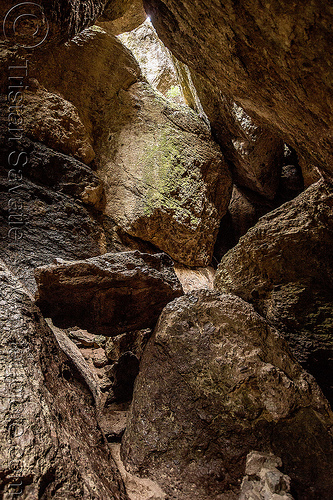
[[0, 260, 128, 499], [35, 251, 183, 336], [215, 180, 333, 404]]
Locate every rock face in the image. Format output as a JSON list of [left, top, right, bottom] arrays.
[[35, 251, 183, 336], [0, 136, 115, 292], [191, 76, 285, 199], [0, 0, 107, 48], [122, 291, 333, 500], [215, 180, 333, 404], [0, 260, 127, 499], [100, 82, 232, 266], [143, 0, 333, 180], [21, 89, 95, 165]]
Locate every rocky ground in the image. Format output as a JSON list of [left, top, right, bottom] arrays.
[[0, 1, 332, 499]]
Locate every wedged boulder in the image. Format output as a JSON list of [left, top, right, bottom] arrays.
[[174, 265, 215, 293], [190, 75, 284, 199], [27, 27, 231, 266], [143, 0, 333, 180], [99, 82, 232, 266], [0, 260, 127, 499], [214, 180, 333, 404], [105, 329, 151, 362], [35, 251, 183, 336], [121, 291, 333, 500], [97, 0, 147, 36]]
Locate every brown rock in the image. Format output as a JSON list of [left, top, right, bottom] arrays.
[[21, 89, 95, 165], [122, 290, 333, 500], [0, 260, 127, 499], [10, 26, 230, 266], [239, 452, 294, 500], [143, 0, 333, 180], [0, 0, 107, 48], [35, 251, 183, 336], [174, 265, 215, 294], [105, 329, 151, 362], [97, 0, 147, 36], [214, 180, 333, 404]]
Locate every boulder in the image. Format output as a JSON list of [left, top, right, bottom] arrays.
[[97, 0, 146, 36], [0, 136, 115, 292], [214, 180, 333, 404], [0, 260, 127, 499], [21, 89, 95, 165], [35, 251, 183, 336], [14, 27, 231, 266], [143, 0, 333, 180], [174, 265, 215, 294], [122, 291, 333, 500], [105, 329, 151, 362], [99, 82, 232, 266]]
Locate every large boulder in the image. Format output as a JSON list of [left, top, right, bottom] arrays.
[[214, 180, 333, 405], [143, 0, 333, 181], [98, 82, 232, 266], [122, 291, 333, 500], [35, 251, 183, 336], [0, 260, 127, 499]]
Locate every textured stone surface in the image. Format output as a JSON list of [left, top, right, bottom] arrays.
[[0, 260, 127, 499], [143, 0, 333, 180], [21, 89, 95, 164], [24, 26, 230, 266], [174, 265, 215, 294], [35, 251, 183, 336], [0, 0, 107, 48], [97, 0, 146, 36], [105, 329, 151, 362], [0, 136, 115, 292], [100, 82, 232, 266], [122, 291, 333, 500], [111, 444, 167, 500], [191, 75, 284, 199], [239, 452, 294, 500], [215, 180, 333, 404]]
